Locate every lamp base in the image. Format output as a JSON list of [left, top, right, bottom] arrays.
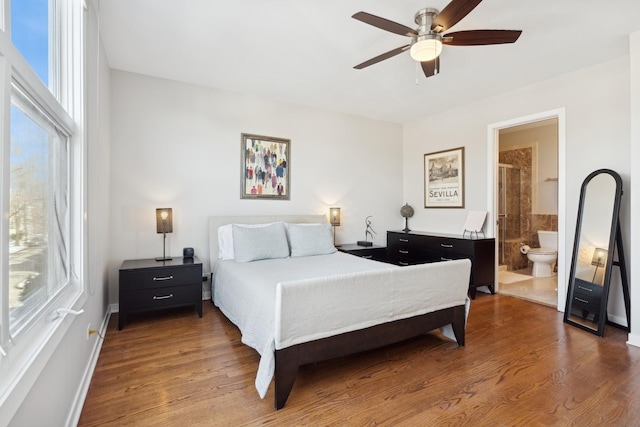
[[155, 256, 173, 261], [357, 241, 373, 247]]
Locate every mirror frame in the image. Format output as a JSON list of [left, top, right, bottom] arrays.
[[564, 169, 623, 336]]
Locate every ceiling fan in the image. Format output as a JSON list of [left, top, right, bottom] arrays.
[[352, 0, 522, 78]]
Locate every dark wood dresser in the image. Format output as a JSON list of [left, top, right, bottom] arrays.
[[387, 231, 495, 299], [118, 256, 203, 329]]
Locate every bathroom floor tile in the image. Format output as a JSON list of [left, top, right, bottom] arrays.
[[498, 267, 558, 308]]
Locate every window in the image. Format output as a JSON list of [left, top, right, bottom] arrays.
[[10, 0, 50, 88], [1, 0, 83, 360], [9, 84, 70, 335]]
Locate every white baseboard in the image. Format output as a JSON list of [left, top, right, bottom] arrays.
[[66, 306, 113, 427], [627, 333, 640, 348]]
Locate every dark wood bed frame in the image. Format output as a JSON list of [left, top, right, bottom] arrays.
[[274, 304, 466, 409], [207, 215, 467, 410]]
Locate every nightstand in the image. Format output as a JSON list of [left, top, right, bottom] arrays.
[[337, 244, 388, 262], [118, 256, 203, 330]]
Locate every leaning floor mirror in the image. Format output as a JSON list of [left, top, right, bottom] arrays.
[[564, 169, 630, 336]]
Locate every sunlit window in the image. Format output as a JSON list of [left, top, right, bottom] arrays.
[[11, 0, 50, 88], [9, 86, 70, 334], [0, 0, 83, 414]]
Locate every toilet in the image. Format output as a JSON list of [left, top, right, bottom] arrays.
[[527, 230, 558, 277]]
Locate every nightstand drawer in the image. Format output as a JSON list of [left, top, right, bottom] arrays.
[[121, 284, 201, 312], [338, 245, 387, 261], [120, 266, 201, 290], [571, 293, 601, 313], [573, 279, 603, 297]]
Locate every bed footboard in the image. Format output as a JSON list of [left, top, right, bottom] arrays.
[[274, 304, 465, 409]]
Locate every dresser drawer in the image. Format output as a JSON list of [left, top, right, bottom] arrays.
[[424, 249, 468, 262], [120, 265, 201, 290], [120, 284, 201, 312], [387, 232, 424, 247], [425, 236, 474, 255], [387, 232, 425, 261]]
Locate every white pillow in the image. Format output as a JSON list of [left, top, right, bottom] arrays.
[[218, 224, 235, 260], [287, 223, 337, 257], [218, 222, 281, 260], [232, 222, 290, 263]]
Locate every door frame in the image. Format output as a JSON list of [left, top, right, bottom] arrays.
[[486, 108, 566, 310]]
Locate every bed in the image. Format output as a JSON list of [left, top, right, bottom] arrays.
[[208, 215, 471, 409]]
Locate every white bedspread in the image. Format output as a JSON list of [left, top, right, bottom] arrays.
[[213, 252, 470, 398]]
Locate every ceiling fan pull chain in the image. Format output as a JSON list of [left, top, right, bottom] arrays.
[[415, 62, 420, 85]]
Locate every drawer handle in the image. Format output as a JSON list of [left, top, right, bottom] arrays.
[[399, 250, 409, 254], [153, 275, 174, 281], [153, 294, 174, 300], [441, 257, 453, 261], [577, 286, 592, 292], [362, 255, 373, 259], [399, 238, 409, 242], [574, 297, 589, 304], [440, 244, 454, 248], [399, 262, 409, 266]]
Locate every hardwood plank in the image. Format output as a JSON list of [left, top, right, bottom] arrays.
[[79, 294, 640, 425]]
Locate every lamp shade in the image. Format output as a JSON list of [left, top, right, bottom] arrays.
[[591, 248, 607, 267], [410, 35, 443, 62], [156, 208, 173, 233], [330, 207, 341, 226]]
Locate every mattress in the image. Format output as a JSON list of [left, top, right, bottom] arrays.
[[213, 252, 470, 398]]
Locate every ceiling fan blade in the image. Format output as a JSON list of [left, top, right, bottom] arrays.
[[431, 0, 483, 32], [354, 45, 410, 69], [442, 30, 522, 45], [352, 11, 417, 37], [421, 57, 440, 78]]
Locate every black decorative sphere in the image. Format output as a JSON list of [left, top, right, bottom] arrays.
[[400, 203, 414, 218]]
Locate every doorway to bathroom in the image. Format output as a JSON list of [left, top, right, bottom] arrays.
[[493, 116, 560, 308]]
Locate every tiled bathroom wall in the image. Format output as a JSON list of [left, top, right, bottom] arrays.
[[499, 148, 558, 271]]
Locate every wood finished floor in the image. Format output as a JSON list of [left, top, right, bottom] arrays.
[[79, 294, 640, 426]]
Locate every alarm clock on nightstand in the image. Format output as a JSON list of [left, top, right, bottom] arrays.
[[183, 247, 194, 258]]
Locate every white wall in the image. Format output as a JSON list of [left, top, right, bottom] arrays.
[[108, 71, 403, 302], [403, 56, 632, 324]]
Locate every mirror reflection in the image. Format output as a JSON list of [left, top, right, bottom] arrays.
[[565, 170, 623, 335], [573, 174, 616, 287]]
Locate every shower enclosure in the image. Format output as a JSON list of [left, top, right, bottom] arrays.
[[498, 164, 521, 266]]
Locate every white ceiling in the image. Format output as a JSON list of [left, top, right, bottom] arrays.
[[97, 0, 640, 124]]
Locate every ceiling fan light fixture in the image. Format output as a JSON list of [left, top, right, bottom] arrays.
[[410, 35, 442, 62]]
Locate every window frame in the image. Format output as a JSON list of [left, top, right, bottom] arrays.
[[0, 0, 86, 414]]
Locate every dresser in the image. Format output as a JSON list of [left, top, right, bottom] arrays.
[[119, 257, 203, 330], [387, 231, 495, 299]]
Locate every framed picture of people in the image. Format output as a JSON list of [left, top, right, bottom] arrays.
[[241, 133, 290, 200], [424, 147, 465, 208]]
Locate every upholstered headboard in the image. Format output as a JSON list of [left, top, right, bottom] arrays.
[[208, 214, 327, 272]]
